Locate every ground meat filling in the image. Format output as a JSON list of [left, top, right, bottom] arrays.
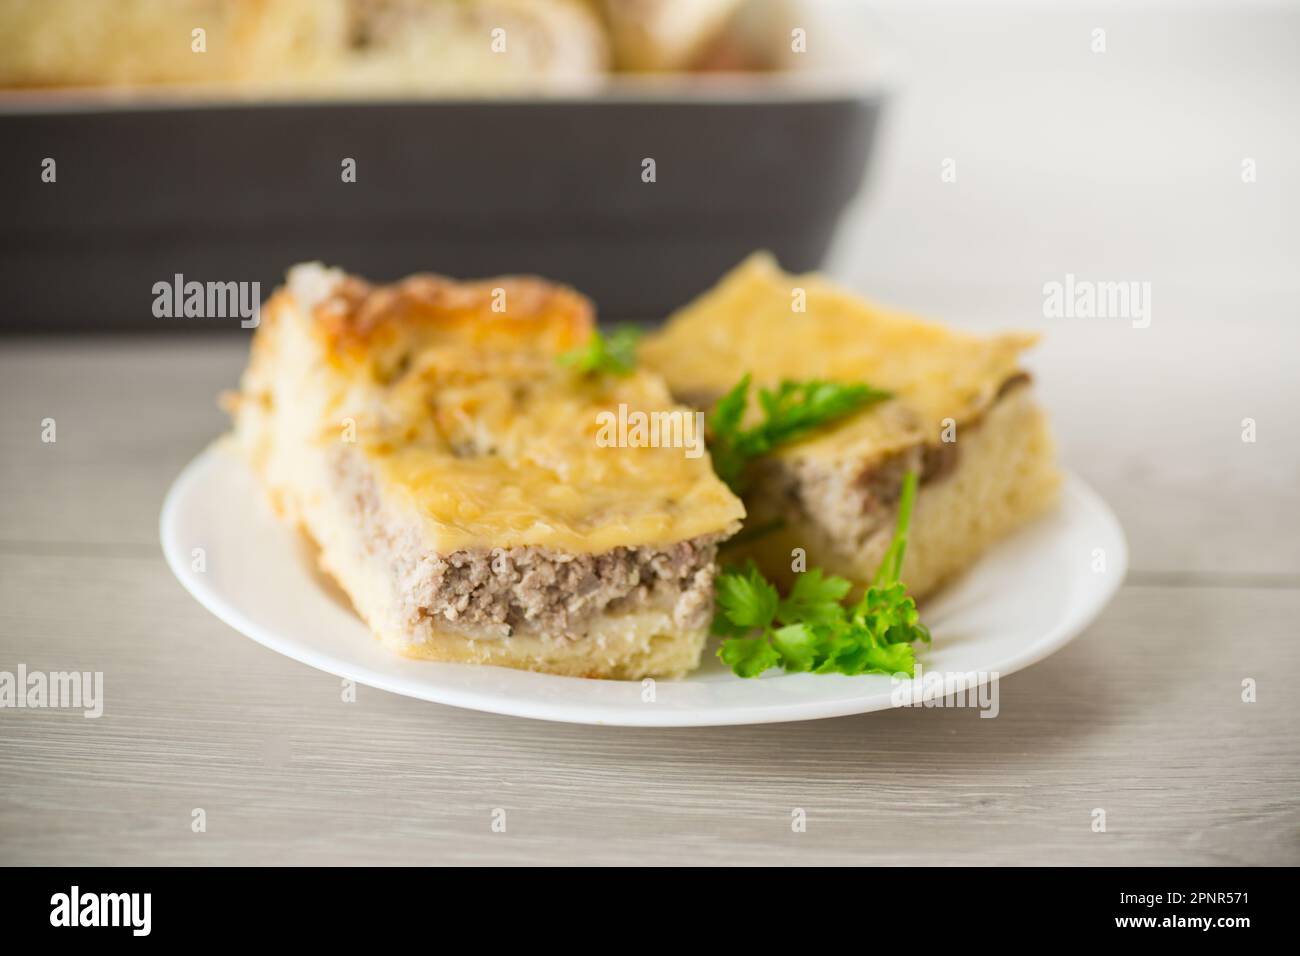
[[417, 537, 722, 640], [752, 444, 926, 555], [748, 376, 1033, 552]]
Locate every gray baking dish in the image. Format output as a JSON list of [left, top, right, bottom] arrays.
[[0, 2, 889, 332]]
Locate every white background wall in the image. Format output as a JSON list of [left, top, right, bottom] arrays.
[[823, 1, 1299, 575], [831, 1, 1297, 308]]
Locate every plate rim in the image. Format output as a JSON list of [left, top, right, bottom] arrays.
[[161, 444, 1127, 727]]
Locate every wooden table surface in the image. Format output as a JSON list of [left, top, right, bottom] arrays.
[[2, 5, 1297, 866]]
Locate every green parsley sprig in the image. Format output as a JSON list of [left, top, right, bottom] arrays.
[[707, 375, 890, 492], [714, 470, 930, 678], [558, 325, 642, 376]]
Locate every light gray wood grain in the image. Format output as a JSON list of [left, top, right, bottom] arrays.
[[0, 545, 1296, 865]]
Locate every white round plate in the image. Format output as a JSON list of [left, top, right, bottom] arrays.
[[161, 444, 1126, 727]]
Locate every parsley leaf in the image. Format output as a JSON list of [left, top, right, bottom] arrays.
[[718, 633, 782, 678], [755, 380, 890, 449], [777, 568, 851, 627], [707, 376, 891, 492], [770, 623, 822, 672], [714, 470, 930, 678], [558, 325, 642, 376], [713, 561, 779, 632], [816, 631, 916, 676]]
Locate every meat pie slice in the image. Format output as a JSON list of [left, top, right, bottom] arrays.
[[230, 264, 743, 679], [639, 253, 1061, 600]]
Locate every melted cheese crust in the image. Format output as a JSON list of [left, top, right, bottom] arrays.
[[640, 252, 1037, 462], [264, 264, 743, 554]]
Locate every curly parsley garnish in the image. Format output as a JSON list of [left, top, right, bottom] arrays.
[[714, 470, 930, 678], [558, 325, 642, 376], [707, 374, 890, 492]]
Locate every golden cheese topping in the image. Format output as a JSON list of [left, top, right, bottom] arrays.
[[639, 252, 1038, 462], [299, 268, 744, 554]]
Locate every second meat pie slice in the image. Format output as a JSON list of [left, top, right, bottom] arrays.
[[639, 253, 1061, 601], [230, 264, 744, 679]]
